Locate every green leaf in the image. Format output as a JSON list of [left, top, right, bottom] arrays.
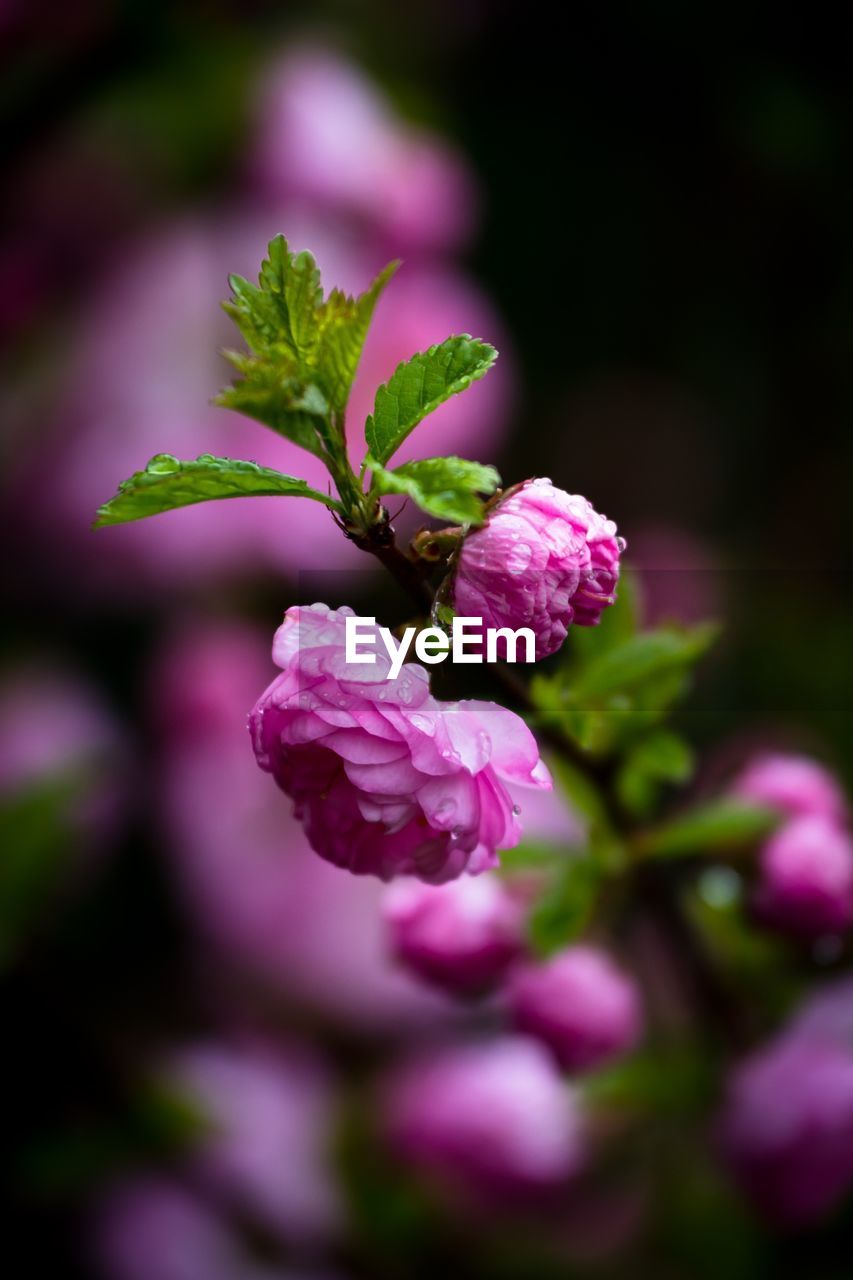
[[532, 622, 718, 756], [215, 353, 330, 458], [219, 237, 398, 456], [575, 624, 718, 699], [0, 774, 82, 968], [364, 335, 497, 465], [617, 729, 694, 818], [640, 798, 779, 859], [316, 261, 399, 414], [368, 455, 500, 524], [224, 236, 323, 361], [94, 454, 340, 527], [528, 855, 601, 956]]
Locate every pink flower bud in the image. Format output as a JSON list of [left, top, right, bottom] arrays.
[[382, 874, 526, 998], [718, 1036, 853, 1225], [452, 479, 623, 660], [163, 1042, 341, 1244], [755, 815, 853, 937], [385, 1037, 584, 1203], [250, 604, 551, 883], [734, 753, 847, 823], [509, 945, 643, 1073]]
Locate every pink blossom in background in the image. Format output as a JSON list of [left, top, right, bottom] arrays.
[[453, 480, 623, 659], [0, 662, 124, 853], [248, 46, 478, 253], [162, 1041, 341, 1245], [385, 1036, 585, 1205], [154, 620, 464, 1034], [787, 974, 853, 1048], [91, 1177, 335, 1280], [627, 524, 721, 627], [382, 874, 526, 998], [718, 1035, 853, 1226], [733, 753, 847, 825], [251, 604, 551, 882], [508, 945, 643, 1073], [754, 815, 853, 938]]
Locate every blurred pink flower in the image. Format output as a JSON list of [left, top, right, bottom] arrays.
[[754, 815, 853, 938], [163, 1041, 341, 1244], [627, 524, 721, 627], [787, 974, 853, 1047], [0, 661, 124, 853], [385, 1036, 585, 1205], [509, 945, 643, 1073], [382, 874, 526, 997], [248, 46, 478, 253], [718, 1035, 853, 1226], [734, 753, 847, 825], [251, 604, 551, 881], [91, 1176, 334, 1280]]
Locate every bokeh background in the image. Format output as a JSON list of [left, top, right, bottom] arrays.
[[2, 2, 853, 1277]]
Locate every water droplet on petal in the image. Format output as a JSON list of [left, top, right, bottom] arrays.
[[512, 803, 522, 817], [506, 543, 533, 575], [434, 798, 458, 824]]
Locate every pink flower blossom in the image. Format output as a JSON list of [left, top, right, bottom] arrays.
[[508, 945, 643, 1073], [154, 621, 464, 1034], [718, 1036, 853, 1226], [163, 1041, 341, 1244], [0, 662, 125, 860], [754, 815, 853, 937], [91, 1177, 318, 1280], [250, 605, 551, 882], [248, 46, 478, 252], [733, 753, 847, 824], [382, 874, 526, 997], [385, 1036, 585, 1204], [452, 479, 623, 660]]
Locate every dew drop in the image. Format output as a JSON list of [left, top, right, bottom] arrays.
[[146, 453, 180, 475], [507, 543, 533, 575], [512, 803, 522, 817]]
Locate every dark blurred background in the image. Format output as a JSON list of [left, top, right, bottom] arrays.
[[2, 2, 853, 1277]]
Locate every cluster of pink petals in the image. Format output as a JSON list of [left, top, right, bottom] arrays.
[[250, 605, 551, 883], [452, 478, 623, 660], [382, 874, 525, 998], [509, 945, 643, 1073], [733, 753, 853, 938], [163, 1042, 341, 1244], [249, 46, 477, 252], [754, 816, 853, 937], [385, 1036, 585, 1204], [718, 978, 853, 1225], [734, 753, 847, 825]]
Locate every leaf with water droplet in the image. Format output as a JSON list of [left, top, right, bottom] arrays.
[[93, 455, 341, 527], [367, 455, 500, 525]]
